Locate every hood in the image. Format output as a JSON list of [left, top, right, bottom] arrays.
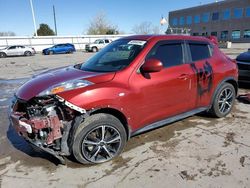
[[236, 52, 250, 62], [43, 48, 49, 51], [16, 66, 115, 101]]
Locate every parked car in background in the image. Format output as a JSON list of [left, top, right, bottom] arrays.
[[236, 49, 250, 83], [10, 35, 238, 165], [42, 43, 76, 55], [85, 39, 112, 52], [0, 45, 35, 58]]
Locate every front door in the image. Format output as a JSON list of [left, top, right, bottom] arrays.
[[129, 41, 196, 130]]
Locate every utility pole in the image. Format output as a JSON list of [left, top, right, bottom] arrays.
[[29, 0, 37, 36], [53, 5, 57, 35]]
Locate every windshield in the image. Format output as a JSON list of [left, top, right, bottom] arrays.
[[80, 39, 147, 72], [94, 39, 102, 44]]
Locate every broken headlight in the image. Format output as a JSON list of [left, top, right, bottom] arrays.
[[38, 79, 93, 96]]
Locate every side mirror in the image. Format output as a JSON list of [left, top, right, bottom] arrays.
[[141, 59, 163, 73]]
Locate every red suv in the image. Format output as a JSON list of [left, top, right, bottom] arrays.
[[10, 35, 238, 164]]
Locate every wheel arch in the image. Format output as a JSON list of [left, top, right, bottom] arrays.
[[210, 77, 238, 107], [90, 108, 131, 140]]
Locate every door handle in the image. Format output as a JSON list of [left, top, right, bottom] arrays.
[[178, 74, 189, 80]]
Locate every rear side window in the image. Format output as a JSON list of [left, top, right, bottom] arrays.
[[105, 40, 110, 43], [188, 43, 211, 61], [147, 43, 183, 68]]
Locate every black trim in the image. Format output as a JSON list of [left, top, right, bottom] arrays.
[[131, 107, 208, 136]]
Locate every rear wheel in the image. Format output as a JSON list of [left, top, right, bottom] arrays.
[[72, 113, 127, 164], [0, 52, 6, 58], [209, 83, 236, 118], [24, 51, 32, 56]]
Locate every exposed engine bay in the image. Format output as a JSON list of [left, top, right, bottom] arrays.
[[10, 95, 84, 164]]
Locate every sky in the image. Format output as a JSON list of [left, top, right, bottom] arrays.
[[0, 0, 216, 36]]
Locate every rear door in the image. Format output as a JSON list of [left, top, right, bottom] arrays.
[[185, 41, 214, 107], [129, 40, 197, 129]]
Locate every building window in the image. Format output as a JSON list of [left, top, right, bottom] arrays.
[[194, 15, 200, 23], [234, 8, 243, 18], [221, 31, 229, 39], [243, 30, 250, 38], [179, 17, 185, 25], [232, 30, 241, 39], [202, 12, 210, 22], [186, 16, 192, 25], [211, 32, 217, 36], [172, 18, 178, 26], [212, 12, 219, 21], [222, 9, 230, 20], [246, 7, 250, 17]]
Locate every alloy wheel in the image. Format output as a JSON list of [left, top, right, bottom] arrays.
[[81, 125, 122, 163], [218, 87, 234, 114]]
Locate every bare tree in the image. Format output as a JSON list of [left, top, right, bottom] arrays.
[[132, 22, 161, 34], [86, 12, 119, 35], [0, 31, 16, 36]]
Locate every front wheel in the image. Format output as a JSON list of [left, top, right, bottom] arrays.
[[48, 51, 54, 55], [0, 52, 6, 58], [72, 113, 127, 164], [209, 83, 236, 118], [92, 47, 98, 52]]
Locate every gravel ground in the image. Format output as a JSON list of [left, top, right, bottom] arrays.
[[0, 49, 249, 188]]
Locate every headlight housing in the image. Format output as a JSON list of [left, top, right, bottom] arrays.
[[38, 79, 93, 96]]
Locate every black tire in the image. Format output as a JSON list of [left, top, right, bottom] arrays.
[[209, 83, 236, 118], [0, 52, 6, 58], [72, 113, 127, 164], [92, 47, 98, 53], [24, 51, 32, 56], [48, 51, 54, 55]]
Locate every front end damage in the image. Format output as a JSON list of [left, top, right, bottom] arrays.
[[10, 95, 85, 164]]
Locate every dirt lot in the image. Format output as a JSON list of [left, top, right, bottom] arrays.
[[0, 50, 249, 188]]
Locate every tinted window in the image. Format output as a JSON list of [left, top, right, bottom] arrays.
[[234, 8, 243, 18], [221, 31, 229, 39], [194, 15, 200, 23], [232, 30, 241, 39], [147, 43, 183, 68], [244, 30, 250, 38], [223, 9, 230, 20], [8, 46, 16, 50], [105, 40, 110, 43], [212, 12, 219, 21], [202, 13, 210, 22], [189, 43, 211, 62], [186, 16, 192, 25], [247, 7, 250, 17]]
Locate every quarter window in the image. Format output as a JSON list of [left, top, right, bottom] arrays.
[[232, 30, 241, 39], [189, 43, 211, 62], [147, 43, 183, 68], [243, 30, 250, 38], [234, 8, 243, 18]]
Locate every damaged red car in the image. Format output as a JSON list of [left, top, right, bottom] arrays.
[[10, 35, 238, 164]]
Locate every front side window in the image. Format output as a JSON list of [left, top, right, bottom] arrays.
[[222, 9, 230, 20], [232, 30, 241, 39], [186, 16, 192, 25], [221, 31, 229, 39], [194, 15, 200, 23], [80, 39, 146, 72], [8, 46, 16, 50], [202, 12, 210, 23], [147, 43, 183, 68], [179, 17, 185, 25], [234, 8, 243, 18], [188, 43, 211, 62], [212, 12, 219, 21], [243, 30, 250, 38]]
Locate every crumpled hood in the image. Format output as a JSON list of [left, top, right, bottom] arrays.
[[16, 66, 115, 101]]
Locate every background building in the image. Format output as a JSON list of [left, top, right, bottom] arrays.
[[168, 0, 250, 42]]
